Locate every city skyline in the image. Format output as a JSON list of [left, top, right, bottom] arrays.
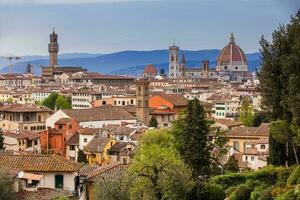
[[0, 0, 299, 56]]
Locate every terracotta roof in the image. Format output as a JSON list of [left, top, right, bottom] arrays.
[[0, 154, 80, 172], [144, 64, 157, 75], [62, 106, 136, 122], [77, 127, 102, 135], [3, 131, 40, 140], [55, 118, 72, 125], [217, 33, 248, 66], [228, 123, 269, 137], [257, 137, 268, 144], [16, 188, 71, 200], [109, 142, 135, 153], [79, 165, 101, 177], [0, 103, 52, 113], [114, 126, 136, 136], [66, 132, 79, 145], [87, 163, 128, 182], [85, 135, 111, 153], [214, 119, 243, 127], [155, 94, 188, 107]]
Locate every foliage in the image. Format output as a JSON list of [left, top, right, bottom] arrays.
[[210, 173, 246, 189], [127, 130, 194, 200], [259, 186, 273, 200], [204, 183, 226, 200], [4, 98, 13, 103], [94, 174, 130, 200], [77, 149, 88, 163], [42, 93, 71, 110], [42, 92, 58, 110], [287, 165, 300, 185], [171, 98, 211, 177], [233, 184, 251, 200], [149, 117, 158, 128], [55, 95, 72, 109], [0, 128, 5, 150], [252, 111, 271, 127], [225, 186, 237, 196], [0, 168, 16, 200], [258, 9, 300, 166], [239, 97, 254, 127], [225, 155, 239, 173]]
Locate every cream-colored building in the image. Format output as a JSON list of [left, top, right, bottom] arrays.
[[0, 103, 52, 132]]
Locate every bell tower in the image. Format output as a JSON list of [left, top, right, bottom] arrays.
[[48, 29, 59, 67], [168, 42, 180, 79], [135, 78, 150, 125]]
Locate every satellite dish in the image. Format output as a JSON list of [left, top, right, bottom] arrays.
[[17, 171, 24, 179]]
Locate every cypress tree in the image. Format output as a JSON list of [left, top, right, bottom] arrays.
[[0, 128, 5, 150], [172, 98, 211, 177]]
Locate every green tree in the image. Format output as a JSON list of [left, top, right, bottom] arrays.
[[0, 168, 16, 200], [172, 98, 211, 177], [224, 155, 239, 173], [0, 128, 5, 150], [77, 149, 88, 163], [149, 117, 158, 128], [42, 93, 58, 110], [252, 111, 272, 127], [128, 130, 194, 200], [55, 95, 71, 110], [94, 174, 130, 200], [258, 9, 300, 166], [239, 97, 254, 127]]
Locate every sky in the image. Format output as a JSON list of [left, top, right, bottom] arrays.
[[0, 0, 299, 56]]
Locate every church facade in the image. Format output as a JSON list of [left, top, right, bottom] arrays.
[[168, 33, 251, 81]]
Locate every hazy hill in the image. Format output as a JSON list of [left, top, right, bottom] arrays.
[[0, 50, 260, 76]]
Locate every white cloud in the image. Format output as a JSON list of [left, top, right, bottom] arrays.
[[0, 0, 164, 4]]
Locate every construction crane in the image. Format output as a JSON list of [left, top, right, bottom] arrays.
[[2, 56, 21, 74]]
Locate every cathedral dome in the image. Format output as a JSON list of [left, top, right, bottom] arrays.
[[217, 33, 248, 66], [144, 64, 157, 76]]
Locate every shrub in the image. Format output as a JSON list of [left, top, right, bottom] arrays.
[[250, 190, 261, 200], [276, 188, 295, 200], [271, 186, 293, 198], [210, 173, 246, 188], [245, 165, 281, 186], [228, 191, 237, 200], [287, 165, 300, 185], [205, 183, 226, 200], [225, 186, 237, 196], [234, 184, 251, 200], [260, 186, 274, 200]]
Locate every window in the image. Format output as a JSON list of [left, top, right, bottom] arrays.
[[34, 140, 38, 145], [69, 145, 75, 150], [55, 174, 64, 188], [84, 138, 88, 143], [69, 124, 72, 129], [261, 144, 266, 149], [245, 156, 248, 161], [251, 157, 255, 161], [58, 125, 63, 129], [38, 115, 41, 122]]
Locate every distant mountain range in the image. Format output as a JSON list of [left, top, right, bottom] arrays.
[[0, 50, 261, 76]]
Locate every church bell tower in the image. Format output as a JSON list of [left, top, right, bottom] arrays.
[[168, 42, 180, 79], [48, 29, 59, 67], [135, 78, 150, 125]]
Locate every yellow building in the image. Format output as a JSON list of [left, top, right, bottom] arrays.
[[226, 123, 269, 153], [84, 135, 117, 165]]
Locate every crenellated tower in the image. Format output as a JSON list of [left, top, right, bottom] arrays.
[[48, 29, 59, 67]]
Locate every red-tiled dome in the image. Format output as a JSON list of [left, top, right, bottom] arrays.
[[143, 64, 157, 75], [217, 33, 248, 66]]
